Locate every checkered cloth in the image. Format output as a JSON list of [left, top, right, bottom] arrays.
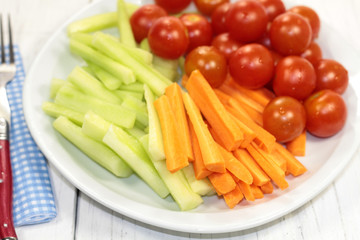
[[4, 45, 57, 226]]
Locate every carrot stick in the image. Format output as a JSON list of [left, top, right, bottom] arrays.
[[154, 95, 189, 173], [208, 171, 237, 195], [238, 181, 255, 201], [247, 143, 288, 190], [189, 121, 212, 179], [255, 145, 287, 173], [181, 74, 189, 88], [228, 113, 257, 148], [182, 92, 226, 173], [275, 142, 307, 176], [286, 130, 306, 156], [233, 148, 270, 186], [165, 83, 194, 162], [223, 185, 244, 208], [185, 70, 244, 151], [216, 143, 253, 185], [260, 181, 274, 194], [250, 184, 264, 199]]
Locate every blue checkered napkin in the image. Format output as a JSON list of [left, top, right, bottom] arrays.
[[4, 45, 57, 226]]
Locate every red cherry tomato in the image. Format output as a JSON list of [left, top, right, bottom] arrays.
[[300, 41, 322, 66], [263, 96, 306, 143], [179, 13, 213, 52], [304, 89, 347, 138], [269, 12, 312, 55], [148, 16, 189, 59], [270, 49, 283, 67], [211, 33, 243, 61], [211, 2, 232, 35], [229, 43, 274, 89], [154, 0, 191, 14], [315, 59, 349, 94], [288, 5, 320, 40], [130, 4, 167, 43], [194, 0, 230, 16], [257, 0, 286, 21], [226, 0, 269, 43], [184, 46, 228, 88], [273, 56, 316, 100]]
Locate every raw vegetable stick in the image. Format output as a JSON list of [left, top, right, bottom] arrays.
[[286, 130, 306, 156], [208, 171, 237, 195], [42, 102, 84, 126], [185, 70, 244, 151], [233, 148, 270, 186], [274, 142, 307, 176], [260, 181, 274, 194], [182, 92, 226, 173], [116, 0, 137, 48], [250, 184, 264, 199], [237, 181, 255, 202], [165, 83, 194, 162], [223, 185, 244, 209], [154, 95, 189, 173], [254, 144, 287, 172], [227, 113, 257, 148], [247, 143, 289, 190]]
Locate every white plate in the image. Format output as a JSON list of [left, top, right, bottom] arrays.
[[23, 0, 360, 234]]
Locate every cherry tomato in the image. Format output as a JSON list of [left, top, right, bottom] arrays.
[[148, 16, 189, 59], [300, 41, 322, 66], [257, 0, 286, 21], [273, 56, 316, 100], [256, 22, 272, 49], [269, 12, 312, 55], [211, 2, 232, 35], [263, 96, 306, 142], [211, 33, 243, 61], [184, 46, 228, 88], [226, 0, 269, 43], [315, 59, 349, 94], [154, 0, 191, 14], [130, 4, 167, 43], [288, 5, 320, 40], [179, 13, 213, 52], [304, 89, 347, 138], [270, 49, 283, 66], [194, 0, 230, 16], [229, 43, 274, 89]]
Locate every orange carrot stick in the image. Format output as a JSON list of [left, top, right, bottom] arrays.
[[154, 95, 189, 173], [286, 130, 306, 156], [275, 142, 307, 176], [185, 70, 244, 151], [238, 181, 255, 201], [250, 184, 264, 199], [233, 148, 270, 186], [247, 143, 288, 190], [165, 83, 194, 162], [256, 145, 287, 173], [223, 185, 244, 208], [181, 74, 189, 88], [208, 171, 237, 195], [228, 113, 257, 148], [260, 181, 274, 194], [182, 92, 225, 173]]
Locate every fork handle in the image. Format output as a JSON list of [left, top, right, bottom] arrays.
[[0, 118, 17, 240]]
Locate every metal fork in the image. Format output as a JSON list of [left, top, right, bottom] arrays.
[[0, 14, 17, 240]]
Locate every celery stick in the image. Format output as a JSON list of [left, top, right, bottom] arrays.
[[117, 0, 136, 48], [53, 116, 133, 177], [42, 101, 84, 126], [121, 95, 148, 127], [82, 66, 96, 76], [87, 62, 123, 90], [182, 164, 215, 196], [67, 12, 117, 36], [140, 135, 203, 211], [114, 90, 143, 101], [143, 85, 165, 161], [82, 111, 111, 141], [103, 125, 169, 198], [55, 85, 136, 129], [70, 32, 93, 46], [50, 78, 66, 99], [125, 127, 146, 140], [92, 32, 171, 96], [118, 82, 144, 93], [139, 38, 151, 52], [125, 2, 140, 16], [67, 66, 122, 104], [69, 39, 136, 85], [152, 55, 179, 82]]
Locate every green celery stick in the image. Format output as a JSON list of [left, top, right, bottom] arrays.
[[55, 85, 136, 129], [67, 66, 122, 104], [103, 125, 169, 198], [125, 2, 140, 16], [125, 127, 146, 140], [121, 95, 148, 127], [50, 78, 66, 99], [118, 82, 144, 93], [69, 39, 136, 85], [140, 135, 203, 211], [70, 32, 93, 46], [82, 111, 111, 141], [152, 55, 179, 82], [114, 90, 143, 101], [139, 38, 151, 52], [91, 32, 171, 96], [42, 102, 84, 126], [88, 62, 123, 90], [117, 0, 137, 48], [82, 65, 96, 76], [67, 12, 117, 36], [143, 85, 165, 161], [53, 116, 133, 177], [182, 164, 215, 196]]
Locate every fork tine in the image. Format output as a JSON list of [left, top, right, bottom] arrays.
[[8, 15, 14, 64], [0, 14, 5, 64]]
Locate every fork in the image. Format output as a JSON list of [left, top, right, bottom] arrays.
[[0, 14, 17, 240]]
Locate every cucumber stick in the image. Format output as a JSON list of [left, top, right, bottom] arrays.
[[103, 125, 169, 198], [53, 116, 133, 177]]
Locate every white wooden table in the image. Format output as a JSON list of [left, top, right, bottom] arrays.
[[3, 0, 360, 239]]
